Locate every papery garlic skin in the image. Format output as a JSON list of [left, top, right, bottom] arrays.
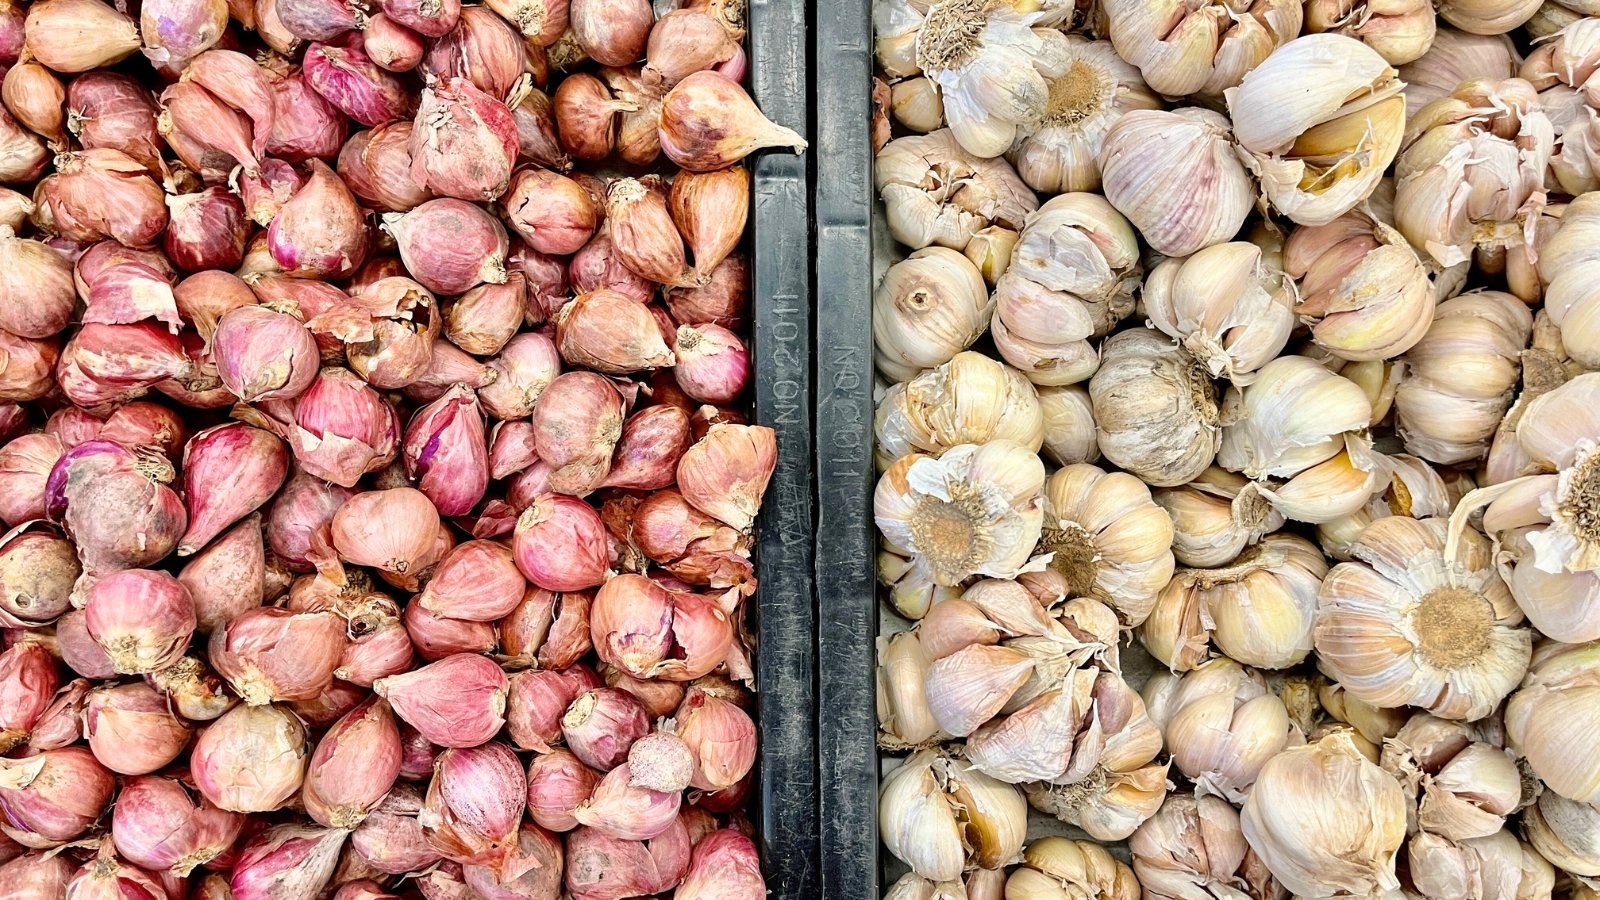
[[873, 441, 1046, 588], [1396, 78, 1554, 269], [1006, 836, 1140, 900], [1537, 191, 1600, 370], [1505, 640, 1600, 804], [1282, 190, 1436, 363], [874, 247, 993, 383], [1143, 242, 1295, 384], [1317, 516, 1531, 721], [874, 130, 1039, 253], [1154, 467, 1284, 568], [1304, 0, 1437, 64], [1398, 27, 1518, 118], [1005, 192, 1140, 340], [1102, 0, 1301, 97], [1240, 729, 1407, 899], [1227, 34, 1407, 226], [1130, 793, 1284, 900], [1395, 291, 1532, 466], [1033, 463, 1174, 627], [1142, 658, 1297, 802], [878, 748, 1027, 882], [1008, 35, 1161, 194], [1089, 329, 1222, 488], [1521, 22, 1600, 195], [1522, 785, 1600, 880], [874, 351, 1044, 468], [1098, 109, 1254, 258]]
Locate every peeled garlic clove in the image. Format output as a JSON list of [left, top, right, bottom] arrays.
[[1098, 108, 1255, 258], [1398, 27, 1517, 118], [1008, 836, 1139, 900], [1394, 291, 1532, 466], [1089, 329, 1223, 488], [1241, 729, 1407, 899], [873, 351, 1044, 467], [874, 130, 1039, 253], [1103, 0, 1300, 97], [1218, 355, 1373, 481], [872, 248, 993, 383], [1034, 463, 1174, 627], [1506, 640, 1600, 804], [1008, 35, 1161, 194], [1144, 241, 1296, 384], [873, 441, 1046, 589]]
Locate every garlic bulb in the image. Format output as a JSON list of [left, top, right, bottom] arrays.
[[1394, 291, 1533, 466], [1505, 639, 1600, 804], [1219, 356, 1373, 481], [1129, 794, 1285, 900], [1436, 0, 1543, 34], [1483, 312, 1575, 486], [891, 77, 945, 134], [1008, 36, 1162, 195], [1004, 837, 1140, 900], [1397, 27, 1518, 118], [1396, 78, 1554, 269], [1101, 0, 1301, 97], [881, 873, 967, 900], [1098, 109, 1255, 257], [1036, 384, 1099, 467], [1028, 463, 1175, 627], [1143, 241, 1296, 383], [1023, 672, 1168, 840], [1240, 729, 1408, 900], [1304, 0, 1437, 64], [878, 630, 943, 749], [988, 274, 1100, 387], [1406, 828, 1557, 900], [1315, 452, 1455, 561], [1521, 21, 1600, 195], [1282, 191, 1436, 362], [1522, 787, 1600, 881], [964, 666, 1104, 783], [1140, 534, 1328, 671], [1142, 658, 1298, 801], [878, 748, 1028, 881], [1006, 193, 1140, 339], [874, 441, 1046, 589], [1315, 516, 1532, 721], [1154, 467, 1285, 568], [872, 0, 1073, 157], [875, 130, 1039, 253], [1381, 713, 1523, 840], [874, 352, 1045, 468], [1089, 329, 1223, 488], [1226, 34, 1408, 226], [1318, 679, 1410, 744], [1537, 191, 1600, 370], [874, 247, 994, 382], [880, 543, 965, 620]]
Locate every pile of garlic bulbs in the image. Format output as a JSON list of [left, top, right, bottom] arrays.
[[870, 2, 1600, 897]]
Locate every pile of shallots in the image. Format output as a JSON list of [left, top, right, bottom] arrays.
[[0, 0, 800, 896]]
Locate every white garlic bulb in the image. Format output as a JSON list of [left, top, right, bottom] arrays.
[[1505, 639, 1600, 805], [989, 274, 1100, 387], [878, 748, 1028, 881], [1381, 713, 1523, 841], [1315, 516, 1532, 721], [1036, 384, 1099, 467], [1090, 329, 1223, 488], [1101, 0, 1301, 97], [965, 666, 1101, 784], [878, 630, 943, 749], [881, 872, 967, 900], [1522, 787, 1600, 881], [1396, 78, 1554, 269], [874, 0, 1074, 157], [874, 441, 1046, 594], [1004, 837, 1140, 900], [1521, 21, 1600, 195], [1142, 658, 1298, 801], [1007, 192, 1141, 339], [1226, 34, 1408, 226], [1397, 26, 1518, 118], [1143, 241, 1296, 383], [1239, 730, 1408, 900], [1029, 463, 1175, 627], [1218, 355, 1374, 481], [1098, 109, 1255, 257], [1281, 192, 1436, 362], [1129, 794, 1285, 900], [1436, 0, 1543, 35], [1139, 534, 1328, 671], [1406, 828, 1556, 900], [1394, 291, 1533, 466], [1537, 191, 1600, 370], [874, 130, 1039, 253], [1304, 0, 1437, 64], [874, 351, 1045, 469], [1008, 36, 1162, 195], [874, 247, 994, 383], [1154, 467, 1285, 568]]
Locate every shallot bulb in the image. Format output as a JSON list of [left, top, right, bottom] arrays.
[[302, 696, 403, 827], [191, 702, 309, 813], [380, 0, 459, 36], [63, 846, 167, 900], [659, 72, 807, 172], [111, 775, 244, 876], [0, 228, 75, 339], [421, 741, 527, 868], [229, 823, 347, 900], [553, 73, 625, 162], [531, 370, 626, 493], [562, 687, 649, 771], [0, 642, 55, 751], [209, 607, 345, 704], [255, 367, 401, 487], [268, 467, 357, 570], [402, 385, 490, 516], [572, 762, 681, 840], [0, 434, 65, 526], [409, 76, 518, 203], [502, 167, 599, 255], [590, 574, 731, 681], [417, 539, 525, 622], [479, 331, 561, 421], [384, 198, 510, 295], [421, 6, 527, 99], [268, 159, 370, 279], [179, 515, 267, 633], [332, 487, 442, 580], [351, 784, 442, 874], [513, 493, 612, 590], [564, 816, 692, 900], [669, 166, 748, 280], [84, 568, 196, 674], [213, 306, 321, 403], [677, 423, 777, 532], [163, 188, 249, 273], [526, 748, 601, 832], [569, 0, 652, 67], [571, 229, 653, 304], [675, 829, 764, 900], [83, 682, 191, 775], [339, 122, 433, 213], [674, 685, 757, 791], [557, 288, 677, 375], [447, 273, 526, 356], [64, 72, 161, 171], [34, 149, 167, 247], [22, 0, 141, 74], [673, 324, 749, 404], [0, 746, 115, 848], [373, 652, 508, 748], [179, 423, 289, 555], [364, 13, 426, 71], [606, 176, 694, 287]]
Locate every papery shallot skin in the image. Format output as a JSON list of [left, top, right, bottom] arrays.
[[229, 822, 348, 900], [191, 702, 309, 813], [209, 606, 345, 704], [0, 642, 56, 751], [112, 775, 244, 876]]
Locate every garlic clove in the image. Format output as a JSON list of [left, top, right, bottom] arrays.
[[1098, 108, 1255, 258], [922, 643, 1034, 738]]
